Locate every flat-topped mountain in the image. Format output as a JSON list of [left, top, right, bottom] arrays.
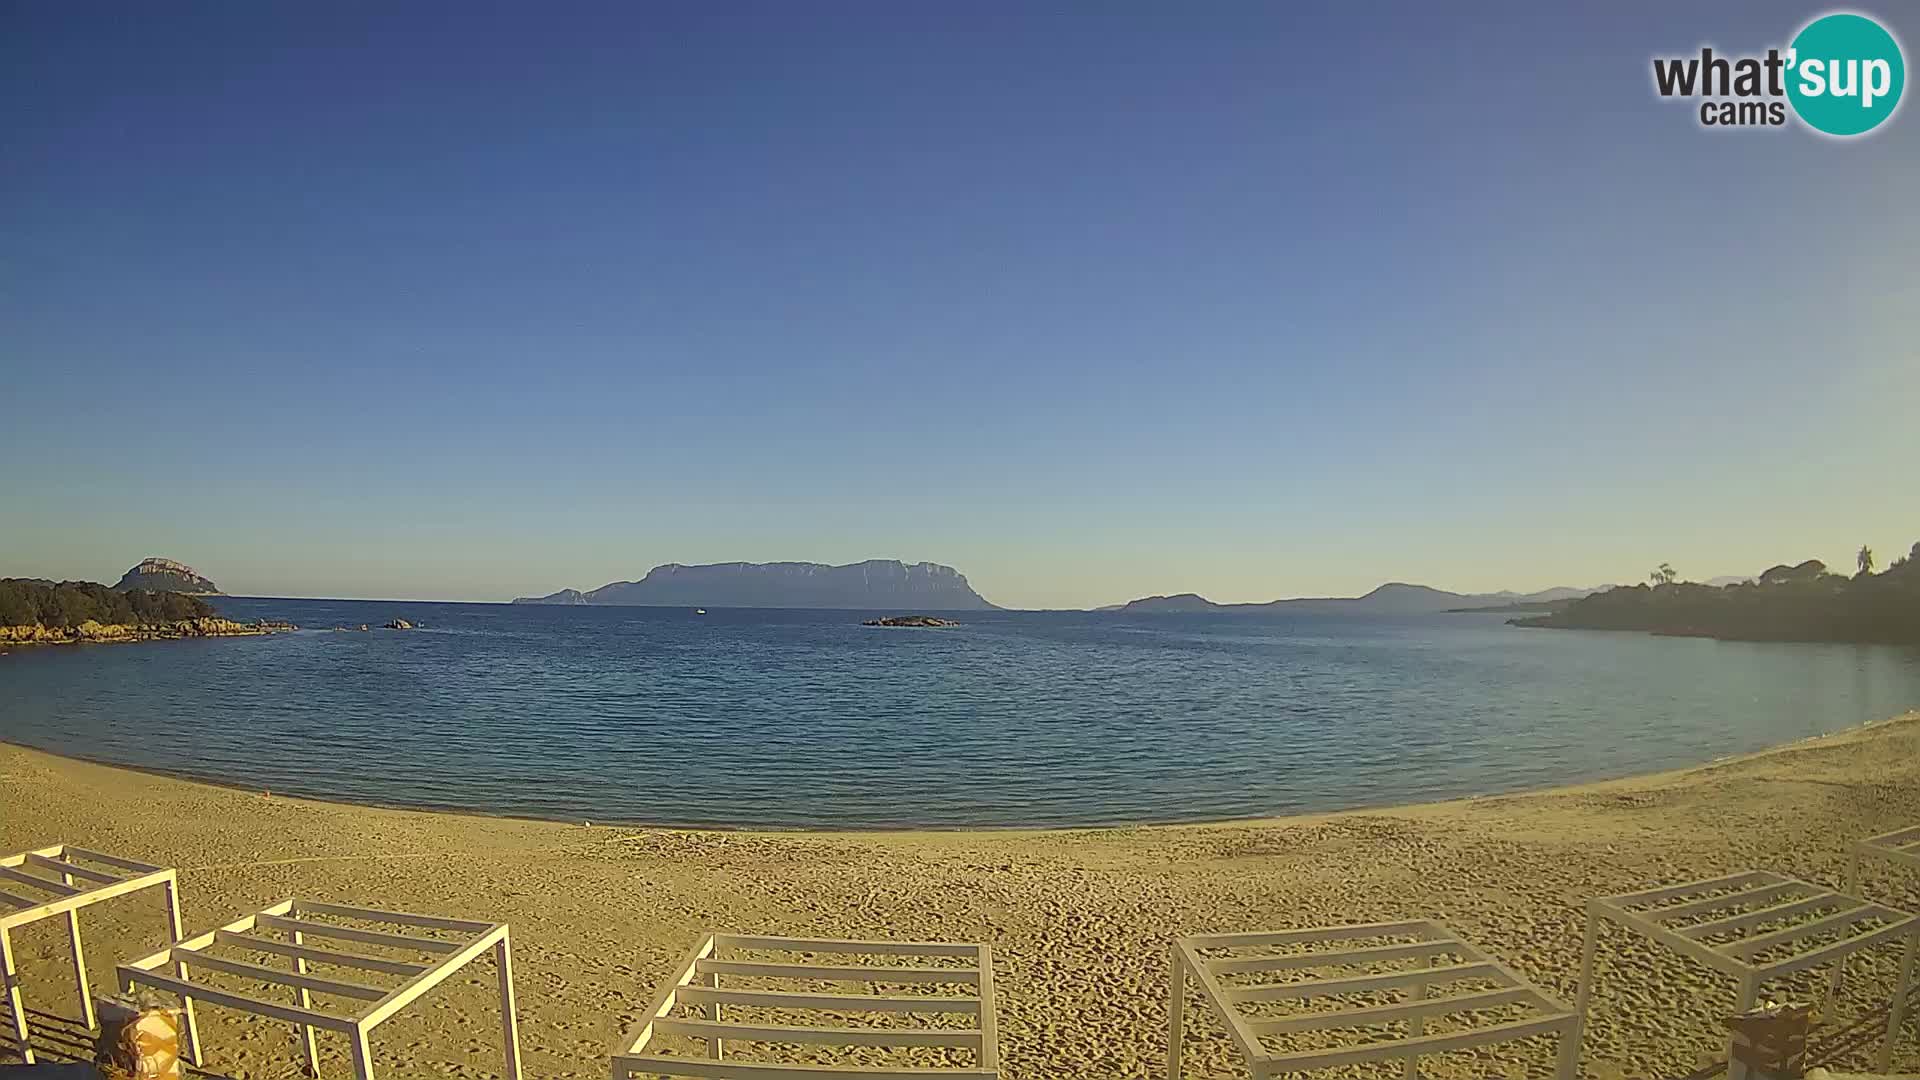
[[115, 557, 220, 594], [1115, 582, 1601, 615], [515, 560, 997, 610]]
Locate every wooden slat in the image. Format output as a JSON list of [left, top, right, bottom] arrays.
[[0, 867, 174, 929], [118, 966, 354, 1032], [0, 888, 34, 910], [1207, 939, 1457, 974], [1181, 921, 1441, 949], [674, 985, 980, 1014], [1177, 940, 1265, 1065], [358, 923, 507, 1027], [653, 1018, 983, 1048], [1723, 906, 1872, 958], [620, 934, 716, 1055], [1602, 905, 1753, 980], [0, 865, 78, 897], [292, 899, 493, 933], [1260, 1013, 1574, 1070], [613, 1055, 994, 1080], [1607, 871, 1776, 908], [214, 931, 432, 976], [1677, 895, 1843, 940], [177, 951, 389, 1000], [1757, 917, 1919, 980], [24, 853, 122, 884], [1649, 882, 1817, 923], [1246, 986, 1541, 1034], [976, 944, 997, 1074], [714, 935, 983, 959], [695, 958, 980, 984], [256, 914, 462, 953], [58, 846, 165, 874], [1224, 962, 1505, 1002], [1867, 825, 1920, 848]]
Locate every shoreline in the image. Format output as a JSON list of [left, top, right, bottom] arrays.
[[4, 709, 1913, 838], [5, 710, 1920, 1078]]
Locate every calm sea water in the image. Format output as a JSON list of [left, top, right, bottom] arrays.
[[3, 599, 1918, 828]]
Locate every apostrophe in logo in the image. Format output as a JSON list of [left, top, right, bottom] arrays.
[[1785, 13, 1904, 135], [1650, 10, 1905, 137]]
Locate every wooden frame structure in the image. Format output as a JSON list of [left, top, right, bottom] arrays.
[[612, 932, 999, 1080], [0, 844, 185, 1065], [117, 899, 522, 1080], [1845, 824, 1920, 895], [1573, 871, 1920, 1080], [1168, 920, 1578, 1080]]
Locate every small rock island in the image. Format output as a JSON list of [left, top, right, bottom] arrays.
[[862, 615, 961, 628]]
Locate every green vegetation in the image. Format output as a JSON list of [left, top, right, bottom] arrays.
[[0, 579, 215, 629], [1515, 543, 1920, 644]]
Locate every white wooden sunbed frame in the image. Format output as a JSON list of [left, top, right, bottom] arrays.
[[116, 899, 522, 1080], [0, 844, 186, 1065], [1168, 920, 1578, 1080], [1846, 824, 1920, 895], [1574, 870, 1920, 1079], [611, 932, 1000, 1080]]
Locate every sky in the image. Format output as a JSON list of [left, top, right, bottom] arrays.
[[2, 2, 1915, 609]]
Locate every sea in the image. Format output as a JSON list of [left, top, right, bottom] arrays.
[[3, 598, 1918, 829]]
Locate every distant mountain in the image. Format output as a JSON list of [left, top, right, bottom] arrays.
[[1113, 582, 1604, 615], [514, 560, 997, 610], [115, 557, 220, 594]]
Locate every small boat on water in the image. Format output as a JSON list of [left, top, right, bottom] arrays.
[[694, 609, 706, 615]]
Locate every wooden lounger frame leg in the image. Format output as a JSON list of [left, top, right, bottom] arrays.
[[290, 924, 322, 1076], [350, 1025, 376, 1080], [1, 926, 32, 1065], [496, 932, 524, 1080], [1726, 975, 1759, 1080], [62, 870, 98, 1031], [1880, 932, 1919, 1074], [1404, 955, 1431, 1080], [1561, 908, 1601, 1080], [164, 876, 203, 1065], [1166, 943, 1185, 1080], [1827, 851, 1863, 1012], [705, 965, 723, 1059]]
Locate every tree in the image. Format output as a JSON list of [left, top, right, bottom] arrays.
[[1648, 563, 1678, 586], [1858, 546, 1876, 576]]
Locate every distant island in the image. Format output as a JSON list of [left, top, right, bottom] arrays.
[[1110, 582, 1600, 616], [1512, 546, 1920, 644], [115, 556, 220, 594], [0, 578, 290, 647], [515, 560, 998, 610], [863, 615, 961, 628]]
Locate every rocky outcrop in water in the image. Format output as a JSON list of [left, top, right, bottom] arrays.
[[514, 560, 997, 610], [115, 557, 220, 594], [862, 615, 961, 627], [0, 617, 293, 646]]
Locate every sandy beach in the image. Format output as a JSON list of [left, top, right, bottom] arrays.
[[4, 713, 1920, 1080]]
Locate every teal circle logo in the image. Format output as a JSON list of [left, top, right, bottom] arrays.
[[1786, 12, 1905, 136]]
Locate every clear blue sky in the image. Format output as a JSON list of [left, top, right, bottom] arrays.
[[3, 2, 1915, 608]]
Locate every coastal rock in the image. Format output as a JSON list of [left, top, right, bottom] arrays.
[[863, 615, 960, 628], [114, 557, 220, 594], [0, 617, 293, 646], [384, 619, 414, 630]]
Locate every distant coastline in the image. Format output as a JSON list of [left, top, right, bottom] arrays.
[[1513, 548, 1919, 645]]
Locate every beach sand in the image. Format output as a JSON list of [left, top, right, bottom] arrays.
[[3, 713, 1920, 1080]]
